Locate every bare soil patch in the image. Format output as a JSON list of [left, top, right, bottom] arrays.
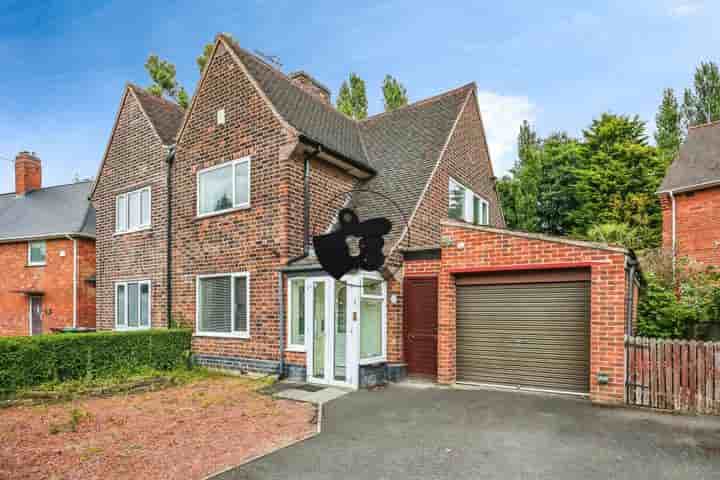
[[0, 376, 316, 479]]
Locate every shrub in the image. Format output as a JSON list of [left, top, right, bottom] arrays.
[[0, 329, 191, 392]]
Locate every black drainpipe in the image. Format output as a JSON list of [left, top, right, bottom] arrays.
[[279, 146, 320, 379], [165, 145, 176, 328], [625, 256, 639, 336]]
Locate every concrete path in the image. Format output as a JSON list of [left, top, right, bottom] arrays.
[[215, 384, 720, 480]]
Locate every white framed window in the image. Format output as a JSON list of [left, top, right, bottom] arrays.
[[287, 278, 306, 351], [359, 274, 386, 363], [116, 187, 151, 233], [195, 272, 250, 338], [115, 280, 151, 329], [28, 240, 47, 266], [448, 177, 489, 225], [197, 157, 251, 217]]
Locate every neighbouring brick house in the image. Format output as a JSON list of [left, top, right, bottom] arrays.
[[659, 121, 720, 267], [93, 33, 637, 404], [0, 152, 96, 336]]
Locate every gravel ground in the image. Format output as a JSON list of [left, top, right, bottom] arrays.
[[0, 376, 316, 480]]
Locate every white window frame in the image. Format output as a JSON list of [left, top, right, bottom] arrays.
[[196, 157, 252, 219], [115, 186, 151, 234], [287, 277, 307, 352], [358, 273, 387, 365], [27, 240, 47, 266], [114, 280, 151, 330], [194, 272, 251, 338], [449, 177, 490, 226]]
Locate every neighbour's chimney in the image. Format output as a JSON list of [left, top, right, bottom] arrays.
[[288, 71, 331, 105], [15, 151, 41, 195]]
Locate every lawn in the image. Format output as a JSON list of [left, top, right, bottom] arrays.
[[0, 370, 316, 479]]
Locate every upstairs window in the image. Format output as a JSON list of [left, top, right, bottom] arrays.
[[448, 177, 490, 226], [197, 157, 251, 217], [116, 187, 151, 233], [28, 241, 46, 266]]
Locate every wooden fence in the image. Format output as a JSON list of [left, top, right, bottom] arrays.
[[625, 336, 720, 414]]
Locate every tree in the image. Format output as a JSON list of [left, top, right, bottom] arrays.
[[586, 222, 641, 249], [336, 73, 368, 120], [655, 88, 683, 162], [382, 75, 408, 111], [682, 61, 720, 128], [197, 43, 214, 73], [517, 120, 540, 168], [144, 54, 188, 108]]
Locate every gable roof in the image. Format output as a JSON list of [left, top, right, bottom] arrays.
[[0, 181, 95, 242], [128, 84, 185, 145], [659, 121, 720, 193]]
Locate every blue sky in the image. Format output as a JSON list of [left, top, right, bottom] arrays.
[[1, 0, 718, 192]]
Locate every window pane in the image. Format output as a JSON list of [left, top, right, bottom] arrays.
[[140, 283, 150, 327], [140, 189, 150, 226], [199, 276, 232, 333], [199, 165, 233, 214], [128, 191, 140, 229], [234, 276, 248, 333], [448, 180, 465, 221], [360, 299, 382, 359], [116, 285, 126, 327], [234, 161, 249, 206], [482, 202, 489, 225], [290, 279, 305, 345], [29, 241, 46, 264], [473, 196, 480, 225], [335, 283, 346, 334], [362, 277, 382, 297], [116, 195, 127, 231], [128, 283, 139, 327]]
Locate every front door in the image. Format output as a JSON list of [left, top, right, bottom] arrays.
[[29, 296, 42, 336], [307, 278, 355, 387], [404, 277, 438, 377]]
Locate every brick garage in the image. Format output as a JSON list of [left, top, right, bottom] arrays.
[[404, 221, 638, 405]]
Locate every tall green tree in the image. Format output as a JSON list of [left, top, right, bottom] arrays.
[[517, 120, 540, 168], [682, 61, 720, 128], [144, 54, 188, 108], [336, 73, 368, 120], [382, 75, 408, 111], [655, 88, 684, 161], [337, 81, 353, 117], [197, 43, 214, 73]]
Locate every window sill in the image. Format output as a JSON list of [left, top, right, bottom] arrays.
[[114, 226, 152, 237], [26, 263, 46, 268], [195, 204, 251, 221], [359, 356, 386, 366], [286, 344, 306, 353], [115, 326, 151, 331], [193, 332, 250, 339]]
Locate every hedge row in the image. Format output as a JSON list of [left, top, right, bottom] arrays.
[[0, 329, 192, 392]]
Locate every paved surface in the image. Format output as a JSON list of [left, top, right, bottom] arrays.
[[215, 384, 720, 480], [273, 386, 349, 404]]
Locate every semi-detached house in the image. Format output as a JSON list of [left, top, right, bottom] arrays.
[[92, 34, 638, 404]]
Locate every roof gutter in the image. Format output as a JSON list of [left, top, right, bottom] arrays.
[[298, 135, 376, 177], [657, 178, 720, 195], [0, 232, 95, 244]]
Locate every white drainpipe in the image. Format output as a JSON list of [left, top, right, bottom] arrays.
[[670, 191, 677, 280], [66, 234, 78, 328]]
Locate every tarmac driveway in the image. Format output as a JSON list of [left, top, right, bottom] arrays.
[[216, 384, 720, 480]]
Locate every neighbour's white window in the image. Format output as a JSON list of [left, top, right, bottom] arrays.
[[115, 280, 151, 329], [360, 276, 385, 361], [197, 157, 251, 216], [116, 187, 151, 233], [28, 241, 47, 266], [448, 177, 489, 225], [196, 273, 250, 337], [287, 278, 306, 349]]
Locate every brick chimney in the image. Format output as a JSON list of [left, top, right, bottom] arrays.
[[15, 151, 42, 195], [288, 71, 331, 105]]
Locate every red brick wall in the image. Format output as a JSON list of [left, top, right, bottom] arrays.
[[77, 238, 96, 329], [0, 238, 91, 336], [92, 89, 170, 331], [661, 188, 720, 267]]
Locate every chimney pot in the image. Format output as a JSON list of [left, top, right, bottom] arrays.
[[288, 71, 331, 105], [15, 151, 42, 195]]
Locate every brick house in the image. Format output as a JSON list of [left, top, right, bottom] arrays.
[[659, 121, 720, 267], [93, 34, 637, 404], [0, 152, 96, 336]]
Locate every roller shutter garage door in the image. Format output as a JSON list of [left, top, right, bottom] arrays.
[[456, 281, 590, 394]]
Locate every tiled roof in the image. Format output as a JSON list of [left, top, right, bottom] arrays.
[[659, 121, 720, 193], [0, 181, 95, 241], [128, 84, 185, 145]]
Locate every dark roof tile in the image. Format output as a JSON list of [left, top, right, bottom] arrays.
[[128, 84, 185, 145]]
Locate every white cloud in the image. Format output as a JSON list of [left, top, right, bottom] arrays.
[[668, 1, 703, 16], [476, 91, 537, 177]]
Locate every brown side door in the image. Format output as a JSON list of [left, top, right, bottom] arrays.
[[403, 277, 438, 377]]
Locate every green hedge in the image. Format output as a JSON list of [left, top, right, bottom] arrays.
[[0, 329, 192, 392]]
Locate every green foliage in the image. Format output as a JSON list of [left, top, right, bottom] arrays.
[[586, 222, 641, 250], [336, 73, 368, 119], [517, 120, 540, 168], [655, 88, 683, 162], [682, 61, 720, 128], [197, 42, 214, 73], [382, 75, 408, 111], [636, 273, 690, 339], [144, 54, 187, 109], [0, 329, 192, 392]]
